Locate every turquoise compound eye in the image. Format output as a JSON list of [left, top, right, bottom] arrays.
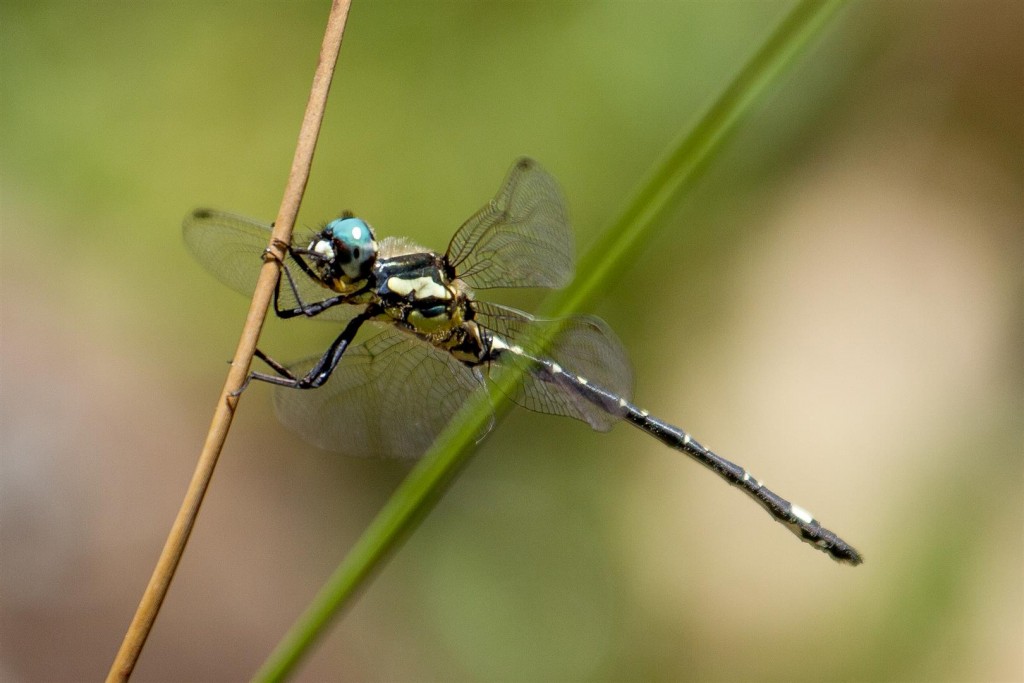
[[324, 217, 377, 281]]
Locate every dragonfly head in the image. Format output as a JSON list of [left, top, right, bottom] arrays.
[[308, 217, 378, 290]]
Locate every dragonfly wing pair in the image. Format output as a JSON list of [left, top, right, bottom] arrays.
[[445, 158, 634, 433]]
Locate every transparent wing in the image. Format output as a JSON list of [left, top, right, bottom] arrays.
[[182, 208, 358, 323], [475, 302, 634, 431], [470, 301, 536, 344], [445, 158, 574, 290], [272, 326, 490, 459]]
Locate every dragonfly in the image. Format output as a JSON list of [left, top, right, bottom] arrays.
[[183, 157, 862, 565]]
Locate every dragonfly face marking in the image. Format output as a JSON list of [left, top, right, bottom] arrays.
[[183, 157, 862, 565], [311, 239, 335, 261]]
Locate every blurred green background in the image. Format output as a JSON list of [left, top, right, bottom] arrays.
[[2, 2, 1021, 681]]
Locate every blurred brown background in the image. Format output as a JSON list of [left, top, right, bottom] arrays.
[[2, 2, 1021, 681]]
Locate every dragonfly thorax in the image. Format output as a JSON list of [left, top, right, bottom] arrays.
[[374, 251, 475, 341]]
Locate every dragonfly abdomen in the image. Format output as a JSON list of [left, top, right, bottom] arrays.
[[621, 409, 863, 565], [505, 344, 863, 565]]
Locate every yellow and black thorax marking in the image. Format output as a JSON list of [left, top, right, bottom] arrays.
[[375, 251, 467, 336]]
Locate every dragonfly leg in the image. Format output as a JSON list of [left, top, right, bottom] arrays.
[[238, 307, 378, 393], [253, 348, 295, 379], [270, 261, 348, 319]]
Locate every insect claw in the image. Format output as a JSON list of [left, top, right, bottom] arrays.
[[229, 375, 253, 397], [259, 237, 289, 262]]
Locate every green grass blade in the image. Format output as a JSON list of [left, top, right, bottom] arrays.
[[254, 1, 847, 680]]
